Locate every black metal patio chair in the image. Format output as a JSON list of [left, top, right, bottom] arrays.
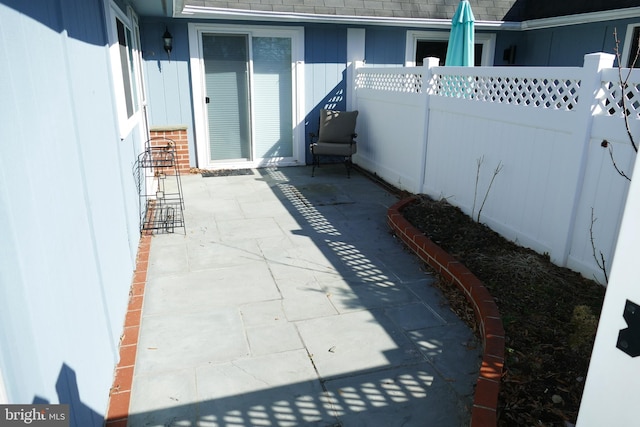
[[309, 109, 358, 177]]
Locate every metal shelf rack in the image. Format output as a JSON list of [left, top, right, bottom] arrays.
[[135, 138, 185, 234]]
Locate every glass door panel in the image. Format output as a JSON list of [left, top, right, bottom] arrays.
[[202, 34, 252, 161], [252, 37, 293, 159]]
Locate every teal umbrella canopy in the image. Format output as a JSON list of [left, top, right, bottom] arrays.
[[445, 0, 475, 66]]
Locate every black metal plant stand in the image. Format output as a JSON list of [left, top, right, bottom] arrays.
[[135, 137, 185, 234]]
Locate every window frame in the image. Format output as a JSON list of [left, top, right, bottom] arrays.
[[621, 23, 640, 68], [404, 30, 496, 67], [105, 2, 145, 138]]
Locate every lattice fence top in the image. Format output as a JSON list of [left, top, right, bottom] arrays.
[[433, 74, 582, 111], [598, 80, 640, 118], [355, 71, 424, 93], [356, 66, 640, 117]]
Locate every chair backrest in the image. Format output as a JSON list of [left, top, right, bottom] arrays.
[[318, 109, 358, 143]]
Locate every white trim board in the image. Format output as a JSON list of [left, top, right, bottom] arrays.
[[404, 30, 496, 67]]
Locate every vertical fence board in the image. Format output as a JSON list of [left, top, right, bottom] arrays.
[[354, 53, 639, 281]]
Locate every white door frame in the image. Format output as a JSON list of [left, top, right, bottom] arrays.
[[404, 30, 496, 66], [188, 23, 305, 169]]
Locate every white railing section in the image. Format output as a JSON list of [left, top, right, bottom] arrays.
[[357, 67, 585, 110], [352, 53, 640, 284], [355, 68, 425, 93], [431, 68, 583, 110], [598, 68, 640, 118], [471, 76, 580, 110]]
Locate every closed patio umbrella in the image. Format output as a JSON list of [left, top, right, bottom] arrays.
[[445, 0, 475, 66]]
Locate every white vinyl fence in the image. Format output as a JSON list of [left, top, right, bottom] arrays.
[[353, 53, 639, 283]]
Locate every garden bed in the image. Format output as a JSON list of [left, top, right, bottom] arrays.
[[401, 195, 606, 426]]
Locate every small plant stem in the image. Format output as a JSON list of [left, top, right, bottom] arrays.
[[472, 156, 483, 220], [613, 28, 638, 154], [589, 207, 609, 284], [603, 140, 632, 181], [477, 161, 503, 222]]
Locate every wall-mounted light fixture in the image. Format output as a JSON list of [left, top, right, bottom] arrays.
[[163, 27, 173, 60]]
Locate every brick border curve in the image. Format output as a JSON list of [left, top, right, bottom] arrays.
[[387, 197, 505, 427]]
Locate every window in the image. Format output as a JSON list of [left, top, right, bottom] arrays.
[[405, 31, 495, 66], [116, 18, 135, 118], [106, 4, 145, 136], [622, 25, 640, 68], [414, 40, 483, 66]]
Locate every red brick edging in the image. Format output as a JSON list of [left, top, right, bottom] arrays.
[[387, 197, 505, 427], [105, 235, 151, 427]]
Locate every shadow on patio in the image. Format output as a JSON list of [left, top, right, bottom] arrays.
[[129, 363, 455, 426], [124, 165, 480, 427]]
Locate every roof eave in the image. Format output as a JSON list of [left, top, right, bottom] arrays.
[[177, 4, 640, 31], [179, 5, 520, 30], [522, 6, 640, 31]]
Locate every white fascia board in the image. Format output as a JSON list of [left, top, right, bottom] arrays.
[[172, 0, 183, 17], [179, 5, 520, 30]]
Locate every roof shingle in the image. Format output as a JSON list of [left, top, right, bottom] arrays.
[[184, 0, 637, 22], [186, 0, 517, 21]]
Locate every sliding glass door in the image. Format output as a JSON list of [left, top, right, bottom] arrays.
[[192, 25, 303, 168]]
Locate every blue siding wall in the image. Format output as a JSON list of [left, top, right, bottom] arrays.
[[364, 26, 406, 66], [304, 25, 348, 163], [492, 31, 524, 66], [518, 18, 639, 66], [140, 20, 354, 167], [0, 0, 140, 424], [138, 15, 639, 172], [140, 19, 196, 166], [138, 19, 529, 167]]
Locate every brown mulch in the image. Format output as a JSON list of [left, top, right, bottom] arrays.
[[401, 195, 606, 427]]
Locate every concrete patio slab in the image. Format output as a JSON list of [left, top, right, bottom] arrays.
[[276, 278, 339, 321], [185, 239, 264, 271], [295, 309, 424, 379], [239, 300, 288, 327], [126, 165, 481, 426], [407, 323, 481, 398], [404, 280, 466, 325], [135, 308, 249, 375], [384, 301, 447, 331], [196, 350, 336, 426], [142, 265, 281, 315], [128, 369, 198, 427], [323, 363, 464, 427], [246, 322, 305, 356], [320, 279, 416, 313], [146, 241, 190, 277]]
